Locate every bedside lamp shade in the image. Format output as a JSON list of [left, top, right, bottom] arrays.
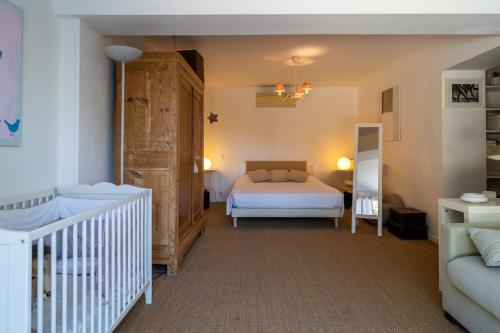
[[203, 157, 213, 171], [337, 157, 353, 171]]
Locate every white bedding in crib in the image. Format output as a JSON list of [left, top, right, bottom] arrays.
[[0, 197, 115, 232]]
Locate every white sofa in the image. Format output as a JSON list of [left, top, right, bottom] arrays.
[[441, 222, 500, 333]]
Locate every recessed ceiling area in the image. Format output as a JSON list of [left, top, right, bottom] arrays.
[[111, 35, 489, 87], [81, 14, 500, 36]]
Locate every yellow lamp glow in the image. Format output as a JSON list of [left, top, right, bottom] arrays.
[[337, 157, 352, 171], [203, 157, 213, 171]]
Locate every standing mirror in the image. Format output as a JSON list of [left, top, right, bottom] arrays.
[[352, 124, 383, 236]]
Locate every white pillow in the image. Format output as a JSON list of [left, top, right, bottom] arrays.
[[468, 228, 500, 267]]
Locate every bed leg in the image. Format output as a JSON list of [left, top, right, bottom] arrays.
[[334, 217, 339, 228], [145, 283, 152, 305], [233, 217, 238, 228]]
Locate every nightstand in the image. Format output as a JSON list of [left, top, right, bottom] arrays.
[[204, 169, 216, 209], [343, 188, 353, 210]]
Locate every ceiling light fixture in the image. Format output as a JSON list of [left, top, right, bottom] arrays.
[[274, 56, 312, 101]]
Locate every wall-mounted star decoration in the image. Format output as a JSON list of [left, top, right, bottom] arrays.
[[207, 112, 218, 124]]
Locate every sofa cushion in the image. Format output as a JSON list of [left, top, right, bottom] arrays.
[[469, 228, 500, 266], [448, 255, 500, 320]]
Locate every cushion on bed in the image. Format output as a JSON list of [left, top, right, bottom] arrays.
[[270, 169, 289, 182], [287, 169, 308, 182], [248, 169, 272, 183]]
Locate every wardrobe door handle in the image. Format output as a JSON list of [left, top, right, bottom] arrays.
[[193, 160, 199, 174]]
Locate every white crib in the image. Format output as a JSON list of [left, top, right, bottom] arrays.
[[0, 183, 153, 333]]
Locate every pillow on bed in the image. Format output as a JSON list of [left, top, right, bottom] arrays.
[[287, 169, 308, 182], [248, 169, 272, 183], [270, 169, 289, 182]]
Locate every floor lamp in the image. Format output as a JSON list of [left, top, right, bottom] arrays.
[[105, 45, 143, 184]]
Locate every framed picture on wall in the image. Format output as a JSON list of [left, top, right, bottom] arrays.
[[445, 78, 484, 109], [0, 0, 23, 146], [379, 85, 400, 141]]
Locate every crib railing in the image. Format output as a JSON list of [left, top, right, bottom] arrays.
[[0, 188, 56, 210], [0, 186, 152, 333]]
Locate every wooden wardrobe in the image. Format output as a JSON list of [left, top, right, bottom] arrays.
[[114, 52, 205, 275]]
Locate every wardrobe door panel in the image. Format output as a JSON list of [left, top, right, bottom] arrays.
[[122, 62, 174, 153], [124, 170, 170, 247], [191, 90, 204, 224], [178, 77, 193, 238]]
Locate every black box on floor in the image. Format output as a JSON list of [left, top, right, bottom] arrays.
[[389, 207, 426, 226], [387, 219, 428, 240]]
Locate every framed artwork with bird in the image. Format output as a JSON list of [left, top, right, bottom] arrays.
[[0, 0, 23, 146]]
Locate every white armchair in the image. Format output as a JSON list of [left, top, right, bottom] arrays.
[[441, 222, 500, 333]]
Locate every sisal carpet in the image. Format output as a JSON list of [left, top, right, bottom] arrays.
[[116, 204, 463, 333]]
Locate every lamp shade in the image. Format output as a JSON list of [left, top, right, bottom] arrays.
[[293, 86, 304, 99], [105, 45, 143, 63], [203, 157, 213, 170], [302, 80, 312, 94], [337, 157, 352, 170], [488, 146, 500, 160], [275, 82, 286, 95]]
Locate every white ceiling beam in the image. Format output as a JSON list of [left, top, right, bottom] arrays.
[[79, 14, 500, 36], [56, 0, 500, 16]]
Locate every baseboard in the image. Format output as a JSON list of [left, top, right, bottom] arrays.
[[428, 233, 438, 243]]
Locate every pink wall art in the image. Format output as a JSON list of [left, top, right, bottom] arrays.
[[0, 0, 23, 146]]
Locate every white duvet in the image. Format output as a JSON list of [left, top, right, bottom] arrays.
[[226, 175, 344, 215]]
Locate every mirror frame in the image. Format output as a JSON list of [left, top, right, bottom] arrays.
[[351, 123, 383, 236]]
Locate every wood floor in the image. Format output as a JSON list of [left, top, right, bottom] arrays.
[[116, 204, 463, 333]]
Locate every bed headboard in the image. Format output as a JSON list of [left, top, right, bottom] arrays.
[[245, 161, 307, 173]]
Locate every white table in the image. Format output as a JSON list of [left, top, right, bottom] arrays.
[[438, 198, 500, 290], [438, 198, 500, 224]]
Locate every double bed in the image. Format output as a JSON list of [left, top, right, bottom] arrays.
[[226, 161, 344, 228]]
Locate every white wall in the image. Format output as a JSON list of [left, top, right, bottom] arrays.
[[0, 3, 114, 199], [58, 18, 80, 188], [357, 36, 500, 242], [204, 86, 358, 201], [79, 22, 114, 184], [0, 0, 60, 198], [59, 18, 115, 187]]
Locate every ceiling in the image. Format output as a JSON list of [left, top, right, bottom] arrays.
[[82, 14, 500, 36], [451, 45, 500, 70], [130, 35, 475, 87]]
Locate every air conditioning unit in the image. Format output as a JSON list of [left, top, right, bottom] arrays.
[[256, 93, 297, 108]]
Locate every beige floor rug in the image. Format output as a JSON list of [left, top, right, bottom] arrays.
[[116, 204, 463, 333]]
